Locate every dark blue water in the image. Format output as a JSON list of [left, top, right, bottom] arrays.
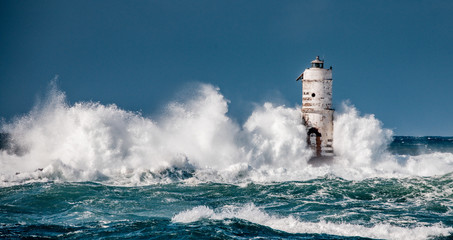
[[0, 137, 452, 240], [389, 136, 453, 156]]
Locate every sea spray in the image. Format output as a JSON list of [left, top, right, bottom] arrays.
[[333, 101, 393, 166], [243, 102, 311, 169], [1, 83, 453, 185], [0, 83, 309, 185], [1, 83, 453, 239]]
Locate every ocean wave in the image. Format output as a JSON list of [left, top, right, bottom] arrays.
[[172, 204, 453, 240], [1, 83, 453, 186]]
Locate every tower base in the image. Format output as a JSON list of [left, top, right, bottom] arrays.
[[308, 155, 334, 166]]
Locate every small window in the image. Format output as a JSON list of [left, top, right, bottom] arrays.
[[312, 63, 323, 68], [311, 93, 316, 97]]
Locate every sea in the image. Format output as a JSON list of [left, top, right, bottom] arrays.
[[1, 84, 452, 239]]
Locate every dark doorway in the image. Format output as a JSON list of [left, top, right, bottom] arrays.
[[307, 128, 322, 156]]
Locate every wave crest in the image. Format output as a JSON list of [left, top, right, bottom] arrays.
[[172, 204, 453, 240]]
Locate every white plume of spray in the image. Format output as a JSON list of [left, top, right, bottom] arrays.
[[333, 101, 393, 167], [331, 101, 453, 178], [0, 83, 311, 185], [1, 82, 163, 181], [1, 83, 453, 185], [243, 102, 311, 169], [156, 84, 244, 170]]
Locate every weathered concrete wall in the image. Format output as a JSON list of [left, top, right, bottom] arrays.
[[301, 63, 334, 156], [302, 80, 332, 110]]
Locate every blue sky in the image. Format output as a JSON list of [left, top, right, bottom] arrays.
[[1, 0, 452, 136]]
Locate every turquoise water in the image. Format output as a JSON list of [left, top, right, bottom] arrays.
[[1, 175, 452, 239], [1, 143, 453, 239]]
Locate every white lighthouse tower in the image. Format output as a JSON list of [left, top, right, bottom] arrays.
[[297, 56, 334, 157]]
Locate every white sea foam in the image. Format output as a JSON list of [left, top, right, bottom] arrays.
[[1, 83, 453, 185], [172, 204, 453, 240], [333, 101, 393, 167]]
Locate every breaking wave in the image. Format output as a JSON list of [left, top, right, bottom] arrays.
[[171, 204, 453, 240], [1, 83, 453, 186]]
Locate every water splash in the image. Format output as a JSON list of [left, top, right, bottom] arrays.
[[333, 101, 393, 166], [1, 83, 452, 185]]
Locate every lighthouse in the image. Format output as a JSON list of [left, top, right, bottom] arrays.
[[296, 56, 334, 157]]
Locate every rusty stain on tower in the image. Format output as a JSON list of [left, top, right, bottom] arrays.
[[297, 56, 334, 157]]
